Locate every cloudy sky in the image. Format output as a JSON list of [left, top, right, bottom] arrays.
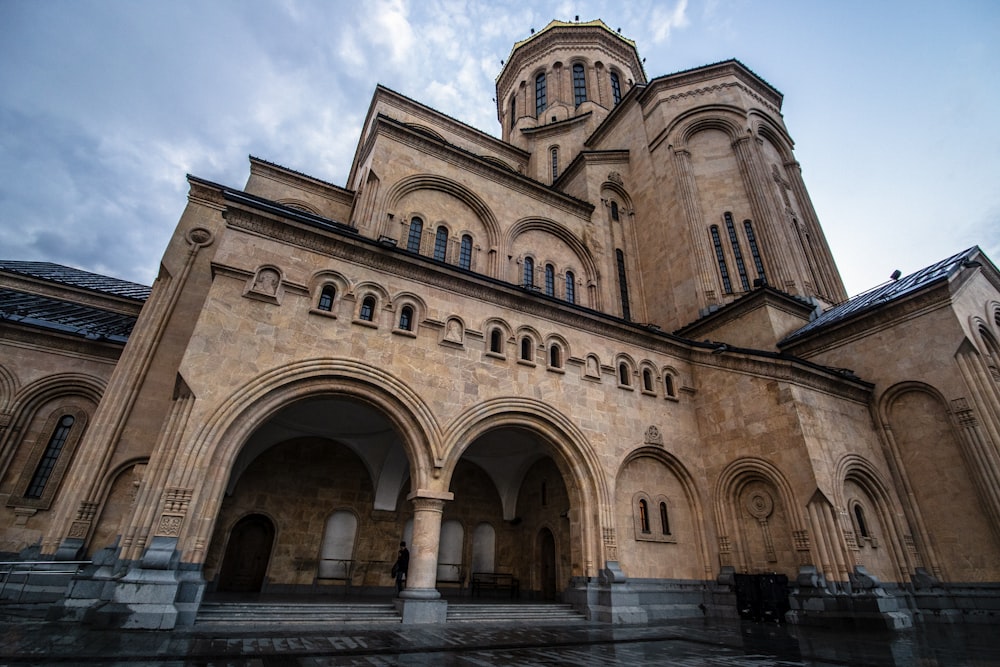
[[1, 0, 997, 297]]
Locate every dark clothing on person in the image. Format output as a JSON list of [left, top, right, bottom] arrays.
[[393, 543, 409, 594]]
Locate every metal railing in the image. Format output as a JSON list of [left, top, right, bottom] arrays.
[[0, 560, 90, 603]]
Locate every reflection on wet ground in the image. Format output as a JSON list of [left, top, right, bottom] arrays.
[[1, 606, 999, 666]]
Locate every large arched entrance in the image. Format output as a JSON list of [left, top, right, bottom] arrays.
[[202, 396, 414, 597], [448, 426, 577, 601]]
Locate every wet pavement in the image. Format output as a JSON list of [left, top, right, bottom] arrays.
[[1, 606, 1000, 666]]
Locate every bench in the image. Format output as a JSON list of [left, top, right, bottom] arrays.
[[471, 572, 519, 598]]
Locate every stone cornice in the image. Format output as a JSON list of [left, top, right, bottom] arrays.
[[0, 322, 126, 361], [221, 200, 874, 404], [249, 156, 355, 204], [559, 150, 631, 187], [371, 116, 595, 219], [639, 61, 783, 114]]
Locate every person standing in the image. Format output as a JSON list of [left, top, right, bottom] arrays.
[[392, 541, 409, 595]]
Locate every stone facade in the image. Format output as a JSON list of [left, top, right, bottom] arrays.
[[2, 20, 999, 629]]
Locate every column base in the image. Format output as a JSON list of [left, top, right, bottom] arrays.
[[395, 596, 448, 624]]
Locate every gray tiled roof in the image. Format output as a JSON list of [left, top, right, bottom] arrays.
[[0, 261, 150, 301], [780, 247, 979, 345], [0, 288, 138, 343]]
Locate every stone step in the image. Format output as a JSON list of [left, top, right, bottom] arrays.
[[446, 603, 587, 623], [195, 602, 402, 626]]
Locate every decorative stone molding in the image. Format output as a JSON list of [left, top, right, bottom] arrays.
[[643, 425, 663, 446], [155, 488, 193, 538], [244, 266, 283, 304]]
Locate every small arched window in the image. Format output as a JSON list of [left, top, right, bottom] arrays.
[[638, 499, 650, 533], [26, 415, 75, 499], [551, 147, 559, 181], [407, 217, 423, 253], [642, 368, 653, 392], [317, 285, 335, 311], [398, 305, 413, 331], [434, 226, 448, 262], [535, 73, 547, 117], [664, 374, 676, 398], [459, 234, 473, 270], [611, 71, 622, 106], [509, 94, 517, 131], [523, 257, 534, 288], [854, 503, 870, 539], [611, 201, 619, 221], [520, 336, 533, 361], [359, 296, 376, 322], [490, 328, 503, 354], [659, 502, 671, 535], [549, 344, 562, 368], [544, 264, 555, 296], [710, 225, 732, 294], [619, 362, 631, 386], [572, 63, 587, 106], [565, 271, 575, 304]]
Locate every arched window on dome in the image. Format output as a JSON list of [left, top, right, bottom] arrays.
[[535, 73, 547, 117], [710, 225, 732, 294], [406, 217, 423, 253], [550, 147, 559, 181], [459, 234, 473, 270], [544, 264, 555, 296], [565, 271, 576, 304], [572, 63, 587, 106], [509, 94, 517, 131], [523, 257, 535, 288], [434, 226, 448, 262], [611, 71, 622, 106], [359, 296, 376, 322]]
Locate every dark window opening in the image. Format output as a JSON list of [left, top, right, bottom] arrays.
[[565, 271, 576, 304], [490, 328, 503, 354], [643, 369, 653, 392], [359, 296, 376, 322], [616, 249, 631, 320], [638, 499, 650, 533], [459, 234, 473, 270], [318, 285, 335, 311], [523, 257, 534, 288], [664, 374, 675, 397], [535, 73, 547, 117], [744, 220, 765, 282], [854, 504, 870, 538], [399, 305, 413, 331], [659, 502, 671, 535], [406, 217, 423, 253], [509, 94, 517, 131], [26, 415, 75, 499], [573, 63, 587, 106], [551, 147, 558, 181], [434, 226, 448, 262], [521, 336, 533, 361], [725, 212, 750, 291], [544, 264, 555, 296], [611, 71, 622, 106], [611, 201, 619, 221], [619, 362, 630, 386], [549, 344, 561, 368], [710, 225, 732, 293]]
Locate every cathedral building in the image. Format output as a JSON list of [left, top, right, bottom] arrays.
[[2, 19, 999, 629]]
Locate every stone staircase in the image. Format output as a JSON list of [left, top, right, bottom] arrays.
[[446, 602, 587, 624], [195, 600, 589, 627], [195, 601, 402, 626]]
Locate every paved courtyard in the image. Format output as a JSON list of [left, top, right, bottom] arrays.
[[1, 606, 999, 666]]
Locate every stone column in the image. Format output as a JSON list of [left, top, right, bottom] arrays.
[[397, 491, 452, 623]]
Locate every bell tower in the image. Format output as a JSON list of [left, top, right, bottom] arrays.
[[496, 20, 646, 184]]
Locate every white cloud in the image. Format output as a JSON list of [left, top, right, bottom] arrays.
[[650, 0, 689, 43]]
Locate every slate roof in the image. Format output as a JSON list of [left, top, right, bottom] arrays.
[[0, 289, 138, 343], [780, 247, 979, 346], [0, 261, 149, 343], [0, 261, 151, 301]]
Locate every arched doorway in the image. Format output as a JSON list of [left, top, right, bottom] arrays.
[[539, 527, 556, 600], [218, 514, 274, 592]]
